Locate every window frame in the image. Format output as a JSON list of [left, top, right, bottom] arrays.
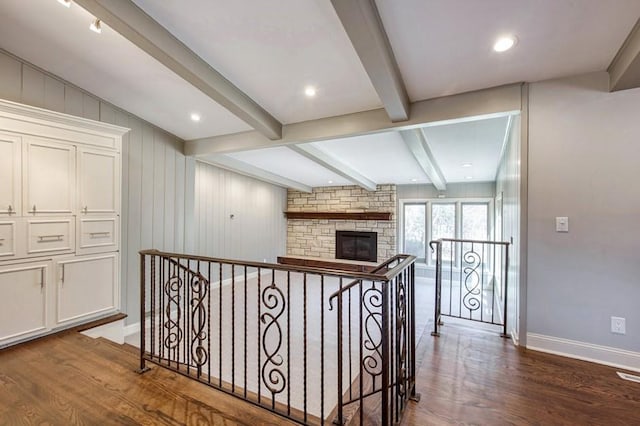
[[399, 197, 494, 267]]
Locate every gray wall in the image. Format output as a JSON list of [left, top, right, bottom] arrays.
[[0, 49, 288, 326], [528, 71, 640, 352], [397, 182, 495, 200], [192, 161, 287, 263], [496, 116, 521, 340]]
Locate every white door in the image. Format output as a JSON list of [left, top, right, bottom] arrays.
[[56, 253, 118, 325], [0, 133, 21, 216], [0, 261, 49, 343], [78, 147, 119, 215], [23, 138, 76, 215]]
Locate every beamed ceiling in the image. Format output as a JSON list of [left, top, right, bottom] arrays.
[[1, 0, 639, 191]]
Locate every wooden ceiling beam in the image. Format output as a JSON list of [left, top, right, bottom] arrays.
[[289, 144, 378, 191], [330, 0, 410, 122], [198, 156, 312, 193], [400, 129, 447, 191], [74, 0, 282, 139], [608, 17, 640, 92]]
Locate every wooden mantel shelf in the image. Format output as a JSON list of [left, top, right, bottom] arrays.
[[284, 211, 392, 220]]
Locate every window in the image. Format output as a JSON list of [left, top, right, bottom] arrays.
[[401, 198, 492, 265], [403, 204, 426, 262]]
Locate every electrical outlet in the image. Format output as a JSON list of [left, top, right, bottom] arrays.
[[611, 316, 626, 335]]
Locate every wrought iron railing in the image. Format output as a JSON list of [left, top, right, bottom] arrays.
[[429, 238, 510, 337], [138, 249, 417, 425], [329, 254, 419, 425]]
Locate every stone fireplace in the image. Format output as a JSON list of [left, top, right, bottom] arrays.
[[286, 185, 396, 263]]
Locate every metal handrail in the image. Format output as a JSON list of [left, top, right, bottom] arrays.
[[138, 249, 418, 425], [429, 238, 510, 337]]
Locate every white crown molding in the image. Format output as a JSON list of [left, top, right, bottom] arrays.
[[527, 332, 640, 373], [0, 97, 130, 137]]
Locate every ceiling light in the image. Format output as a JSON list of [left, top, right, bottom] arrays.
[[89, 18, 102, 34], [57, 0, 71, 7], [461, 162, 473, 168], [411, 178, 418, 182], [493, 35, 517, 52], [304, 86, 317, 97], [465, 176, 474, 180], [190, 113, 201, 122], [328, 180, 333, 184]]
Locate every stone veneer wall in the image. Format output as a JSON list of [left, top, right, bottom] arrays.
[[286, 185, 396, 263]]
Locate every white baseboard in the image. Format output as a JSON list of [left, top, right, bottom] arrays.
[[510, 328, 519, 346], [81, 319, 125, 344], [526, 333, 640, 373], [123, 322, 140, 337]]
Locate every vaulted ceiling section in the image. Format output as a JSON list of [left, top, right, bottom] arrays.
[[1, 0, 639, 191]]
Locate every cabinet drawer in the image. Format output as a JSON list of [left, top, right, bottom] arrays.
[[78, 218, 117, 252], [27, 218, 75, 255], [0, 221, 17, 258]]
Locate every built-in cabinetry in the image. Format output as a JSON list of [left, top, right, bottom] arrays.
[[0, 99, 128, 348]]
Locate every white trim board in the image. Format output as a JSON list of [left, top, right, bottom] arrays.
[[527, 333, 640, 373]]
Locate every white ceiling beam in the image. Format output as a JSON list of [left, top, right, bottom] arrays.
[[400, 129, 446, 191], [289, 144, 377, 191], [74, 0, 282, 140], [608, 17, 640, 92], [199, 156, 312, 193], [330, 0, 410, 122], [185, 83, 522, 156]]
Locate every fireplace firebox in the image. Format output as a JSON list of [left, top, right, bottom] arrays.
[[335, 231, 377, 262]]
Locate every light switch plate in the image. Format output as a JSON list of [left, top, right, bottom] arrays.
[[556, 217, 569, 232]]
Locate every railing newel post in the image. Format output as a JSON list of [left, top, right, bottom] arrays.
[[137, 252, 149, 373], [501, 244, 510, 338]]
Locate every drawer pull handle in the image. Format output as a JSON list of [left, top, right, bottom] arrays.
[[30, 205, 37, 214], [83, 206, 88, 214], [0, 238, 4, 246], [89, 231, 110, 238], [40, 268, 45, 290], [37, 234, 64, 243]]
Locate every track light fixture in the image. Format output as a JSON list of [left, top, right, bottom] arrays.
[[89, 18, 102, 34]]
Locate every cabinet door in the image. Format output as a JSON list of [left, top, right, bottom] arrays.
[[78, 147, 119, 214], [0, 261, 49, 344], [56, 253, 118, 325], [0, 133, 21, 216], [23, 139, 76, 215]]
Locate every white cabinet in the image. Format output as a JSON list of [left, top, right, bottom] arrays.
[[0, 98, 127, 347], [0, 133, 21, 216], [0, 261, 50, 343], [56, 253, 118, 325], [78, 147, 119, 215], [0, 220, 19, 259], [23, 138, 76, 215]]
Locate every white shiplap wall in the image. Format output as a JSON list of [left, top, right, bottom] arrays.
[[193, 161, 287, 263], [0, 49, 287, 325]]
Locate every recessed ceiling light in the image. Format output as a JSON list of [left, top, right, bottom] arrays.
[[304, 86, 317, 97], [411, 178, 418, 182], [57, 0, 71, 7], [493, 35, 517, 52], [465, 176, 474, 180], [461, 162, 473, 168], [89, 18, 102, 34], [328, 180, 333, 184], [190, 113, 201, 122]]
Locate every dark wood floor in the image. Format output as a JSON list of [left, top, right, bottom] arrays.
[[1, 323, 639, 425], [402, 322, 640, 425], [0, 331, 295, 425]]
